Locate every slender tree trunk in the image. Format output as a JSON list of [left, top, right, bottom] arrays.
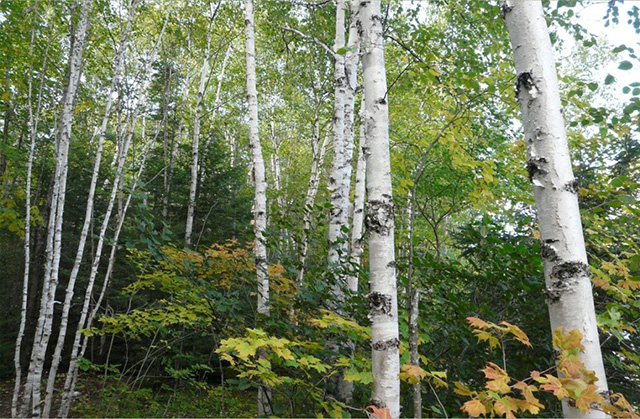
[[59, 121, 158, 418], [244, 0, 271, 415], [407, 188, 421, 418], [359, 0, 400, 416], [12, 6, 50, 415], [328, 0, 348, 299], [0, 68, 11, 183], [347, 95, 366, 293], [297, 116, 329, 284], [185, 11, 215, 247], [41, 3, 136, 416], [21, 1, 92, 416], [502, 2, 608, 418]]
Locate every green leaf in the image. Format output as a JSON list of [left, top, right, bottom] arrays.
[[618, 61, 633, 70], [604, 74, 615, 85]]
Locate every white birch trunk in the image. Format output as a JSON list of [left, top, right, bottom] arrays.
[[502, 2, 608, 417], [21, 1, 92, 416], [185, 13, 215, 247], [297, 119, 329, 284], [13, 8, 50, 416], [41, 4, 135, 416], [340, 0, 360, 241], [57, 13, 170, 415], [347, 95, 366, 293], [359, 0, 400, 416], [244, 0, 271, 415], [58, 122, 158, 418], [328, 0, 348, 297]]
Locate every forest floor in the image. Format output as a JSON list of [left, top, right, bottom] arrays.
[[0, 380, 13, 418]]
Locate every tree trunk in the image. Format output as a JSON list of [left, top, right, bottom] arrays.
[[12, 6, 51, 415], [59, 121, 158, 418], [347, 94, 366, 293], [41, 3, 136, 416], [502, 2, 608, 418], [359, 0, 400, 416], [21, 1, 92, 416], [185, 10, 215, 247], [327, 0, 348, 301], [243, 0, 271, 416], [297, 116, 329, 284]]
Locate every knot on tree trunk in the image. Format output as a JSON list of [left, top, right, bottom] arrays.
[[365, 199, 394, 235]]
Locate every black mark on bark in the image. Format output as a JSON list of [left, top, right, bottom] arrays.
[[516, 71, 535, 98], [541, 243, 559, 261], [365, 199, 394, 235], [545, 261, 589, 304], [564, 179, 579, 194], [367, 292, 392, 316], [372, 338, 400, 351], [552, 261, 589, 281], [526, 156, 548, 182], [500, 2, 513, 18]]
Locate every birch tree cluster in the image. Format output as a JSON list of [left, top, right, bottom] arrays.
[[0, 0, 638, 417]]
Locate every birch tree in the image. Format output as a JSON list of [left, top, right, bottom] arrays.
[[502, 2, 609, 417], [185, 4, 217, 247], [19, 1, 92, 415], [359, 0, 400, 416], [40, 3, 137, 416], [244, 0, 271, 415], [12, 5, 51, 416], [327, 0, 348, 291]]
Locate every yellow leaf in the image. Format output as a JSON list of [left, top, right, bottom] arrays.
[[453, 381, 473, 396], [462, 399, 487, 417], [467, 316, 492, 329]]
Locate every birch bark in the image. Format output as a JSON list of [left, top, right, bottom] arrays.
[[57, 12, 170, 415], [297, 116, 329, 284], [502, 2, 608, 417], [58, 121, 159, 418], [347, 95, 366, 292], [12, 6, 50, 416], [41, 4, 136, 416], [21, 1, 92, 416], [359, 0, 400, 416], [185, 10, 215, 247], [244, 0, 271, 415], [328, 0, 348, 299]]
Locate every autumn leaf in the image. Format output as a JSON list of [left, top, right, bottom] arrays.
[[473, 330, 500, 349], [538, 374, 570, 400], [499, 321, 532, 347], [366, 405, 392, 419], [574, 384, 604, 413], [462, 399, 487, 417], [467, 316, 492, 329], [553, 328, 584, 352], [454, 381, 474, 396]]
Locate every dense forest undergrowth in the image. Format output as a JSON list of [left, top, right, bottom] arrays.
[[0, 0, 638, 417]]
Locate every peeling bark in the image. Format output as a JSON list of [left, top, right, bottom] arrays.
[[503, 2, 608, 417], [21, 1, 93, 416], [359, 0, 400, 415], [244, 0, 271, 416]]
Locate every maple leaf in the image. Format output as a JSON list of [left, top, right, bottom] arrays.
[[467, 317, 492, 329], [366, 405, 392, 419], [553, 328, 584, 352], [462, 399, 487, 417], [574, 384, 604, 413], [539, 374, 570, 400], [482, 362, 508, 380], [454, 381, 474, 396], [473, 330, 500, 348], [499, 321, 532, 347]]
